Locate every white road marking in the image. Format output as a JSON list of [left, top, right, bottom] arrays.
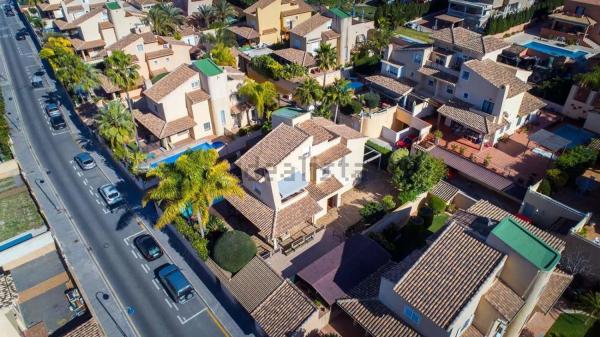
[[77, 172, 82, 177], [95, 199, 101, 205], [88, 190, 94, 196], [102, 208, 110, 214], [141, 263, 149, 274], [130, 249, 138, 259], [83, 179, 87, 186], [177, 309, 206, 325], [161, 289, 168, 297], [123, 229, 145, 246], [172, 303, 179, 311], [151, 279, 160, 290], [164, 298, 173, 309]]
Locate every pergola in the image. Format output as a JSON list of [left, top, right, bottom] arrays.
[[437, 101, 503, 151], [527, 129, 571, 154]]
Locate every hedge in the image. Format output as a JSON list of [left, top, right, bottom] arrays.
[[484, 0, 563, 35], [366, 140, 392, 169], [213, 230, 256, 273], [0, 91, 12, 161], [428, 195, 447, 214]]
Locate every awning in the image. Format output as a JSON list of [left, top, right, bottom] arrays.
[[528, 129, 571, 152], [278, 171, 308, 199]]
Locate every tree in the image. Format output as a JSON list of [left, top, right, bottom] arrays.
[[210, 42, 235, 66], [387, 148, 409, 172], [148, 3, 184, 36], [575, 66, 600, 91], [104, 50, 141, 145], [315, 42, 337, 86], [198, 27, 237, 49], [96, 100, 135, 149], [212, 0, 236, 25], [238, 79, 277, 121], [39, 36, 75, 70], [555, 145, 598, 180], [143, 149, 242, 237], [324, 78, 351, 123], [578, 292, 600, 325], [191, 5, 214, 28], [54, 53, 99, 93], [392, 152, 447, 204], [213, 230, 256, 273], [293, 77, 323, 109]]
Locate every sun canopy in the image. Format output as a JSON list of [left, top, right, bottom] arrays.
[[528, 129, 571, 152]]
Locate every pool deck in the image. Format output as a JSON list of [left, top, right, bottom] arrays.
[[506, 27, 598, 57], [146, 136, 226, 166]]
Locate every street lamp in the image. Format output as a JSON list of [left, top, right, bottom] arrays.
[[95, 291, 128, 337]]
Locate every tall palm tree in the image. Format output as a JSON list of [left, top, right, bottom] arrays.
[[191, 5, 214, 28], [148, 3, 184, 36], [238, 79, 277, 121], [325, 78, 351, 123], [294, 77, 323, 109], [97, 100, 135, 149], [579, 291, 600, 325], [199, 28, 237, 48], [315, 43, 337, 86], [212, 0, 236, 25], [104, 50, 141, 146], [143, 149, 242, 236]]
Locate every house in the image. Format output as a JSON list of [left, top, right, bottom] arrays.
[[227, 0, 314, 46], [128, 0, 158, 12], [446, 0, 535, 30], [337, 200, 572, 337], [36, 0, 107, 29], [289, 8, 373, 65], [540, 0, 600, 47], [561, 84, 600, 134], [173, 0, 212, 16], [224, 109, 368, 252], [51, 2, 147, 62], [134, 60, 251, 150], [206, 256, 319, 337]]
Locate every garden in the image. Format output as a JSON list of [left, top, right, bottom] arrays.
[[544, 313, 600, 337], [0, 178, 44, 242], [538, 144, 598, 196]]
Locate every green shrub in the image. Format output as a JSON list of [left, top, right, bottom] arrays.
[[0, 91, 12, 160], [237, 127, 249, 137], [279, 63, 307, 80], [366, 140, 392, 168], [387, 148, 409, 172], [556, 146, 598, 180], [381, 195, 396, 211], [191, 237, 209, 260], [213, 230, 257, 273], [362, 92, 380, 110], [538, 179, 552, 196], [545, 168, 568, 188], [428, 195, 447, 214], [250, 55, 284, 80], [418, 207, 434, 228], [206, 214, 227, 233], [341, 99, 362, 115], [261, 121, 272, 135], [398, 189, 419, 205], [360, 201, 386, 224]]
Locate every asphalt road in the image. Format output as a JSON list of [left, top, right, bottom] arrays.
[[0, 6, 227, 337]]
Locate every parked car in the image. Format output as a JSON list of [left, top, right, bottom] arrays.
[[32, 75, 43, 88], [395, 134, 417, 149], [5, 8, 14, 16], [157, 264, 194, 304], [44, 102, 60, 117], [98, 184, 123, 207], [50, 114, 66, 130], [15, 31, 25, 40], [134, 234, 163, 261], [74, 152, 96, 170]]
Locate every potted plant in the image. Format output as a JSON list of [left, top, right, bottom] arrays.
[[450, 144, 457, 152], [459, 146, 466, 155], [433, 130, 443, 145], [483, 155, 491, 167]]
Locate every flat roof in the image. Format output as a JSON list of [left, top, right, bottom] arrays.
[[491, 217, 560, 271], [272, 106, 307, 119], [330, 7, 350, 18], [193, 58, 223, 77], [105, 1, 120, 10], [12, 250, 65, 291], [19, 284, 71, 333]]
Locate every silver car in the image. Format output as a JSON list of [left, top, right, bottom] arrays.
[[99, 184, 123, 207], [44, 102, 60, 117], [74, 152, 96, 170]]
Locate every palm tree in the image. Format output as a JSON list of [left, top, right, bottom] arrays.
[[148, 3, 184, 36], [199, 27, 237, 48], [579, 291, 600, 325], [325, 78, 351, 123], [190, 5, 214, 28], [315, 43, 337, 86], [238, 79, 277, 121], [97, 100, 135, 149], [294, 77, 323, 109], [212, 0, 236, 25], [143, 149, 242, 236], [576, 66, 600, 91], [104, 50, 141, 146]]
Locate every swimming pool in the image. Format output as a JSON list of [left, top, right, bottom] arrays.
[[347, 81, 364, 90], [521, 41, 588, 59], [552, 124, 594, 148], [150, 141, 225, 168]]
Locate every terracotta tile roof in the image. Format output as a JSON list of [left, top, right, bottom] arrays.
[[38, 2, 60, 11], [337, 299, 421, 337], [418, 65, 458, 83], [67, 5, 84, 12], [429, 180, 459, 202], [53, 19, 71, 30], [466, 200, 566, 252], [251, 280, 316, 337], [484, 280, 524, 321], [312, 143, 351, 168], [98, 21, 114, 29], [431, 27, 510, 57], [393, 223, 505, 329], [105, 33, 144, 51], [98, 74, 120, 94], [58, 7, 105, 30], [281, 0, 313, 17], [143, 64, 198, 102], [463, 59, 529, 98], [290, 13, 330, 37], [145, 48, 174, 60], [62, 317, 103, 337], [262, 27, 278, 35], [305, 176, 343, 200], [274, 195, 321, 237], [365, 75, 415, 96], [272, 48, 316, 67], [296, 119, 335, 145], [226, 257, 283, 312], [185, 89, 210, 104], [438, 100, 505, 135], [321, 29, 340, 40], [435, 14, 464, 24], [537, 269, 573, 313], [312, 117, 366, 140], [158, 35, 190, 46], [225, 189, 275, 238], [133, 110, 196, 139], [244, 0, 277, 14], [519, 92, 546, 116], [549, 12, 596, 26], [227, 25, 260, 40], [462, 326, 485, 337], [235, 123, 309, 181], [68, 38, 105, 51]]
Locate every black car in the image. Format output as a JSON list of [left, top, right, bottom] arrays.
[[134, 234, 163, 261], [50, 114, 66, 130], [5, 8, 14, 16], [15, 32, 25, 40]]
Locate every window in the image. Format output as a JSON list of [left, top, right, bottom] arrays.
[[166, 57, 170, 62], [203, 122, 211, 131], [403, 306, 421, 325], [413, 54, 422, 64], [322, 165, 332, 178], [219, 110, 226, 124], [136, 44, 144, 52], [446, 85, 453, 94], [153, 60, 158, 65], [482, 100, 494, 113], [461, 71, 470, 80], [463, 92, 469, 99], [435, 57, 445, 65], [191, 80, 200, 88], [428, 79, 434, 86]]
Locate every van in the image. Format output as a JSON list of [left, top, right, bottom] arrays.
[[157, 264, 194, 303]]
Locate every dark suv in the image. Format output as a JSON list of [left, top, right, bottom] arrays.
[[157, 264, 194, 304], [134, 234, 163, 261]]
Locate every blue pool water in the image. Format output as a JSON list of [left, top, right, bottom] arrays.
[[150, 141, 225, 168], [552, 124, 594, 148], [347, 81, 364, 90], [522, 41, 588, 59]]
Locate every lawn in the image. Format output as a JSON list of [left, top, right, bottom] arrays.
[[394, 27, 433, 43], [546, 313, 600, 337], [0, 188, 43, 242], [428, 213, 449, 234]]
